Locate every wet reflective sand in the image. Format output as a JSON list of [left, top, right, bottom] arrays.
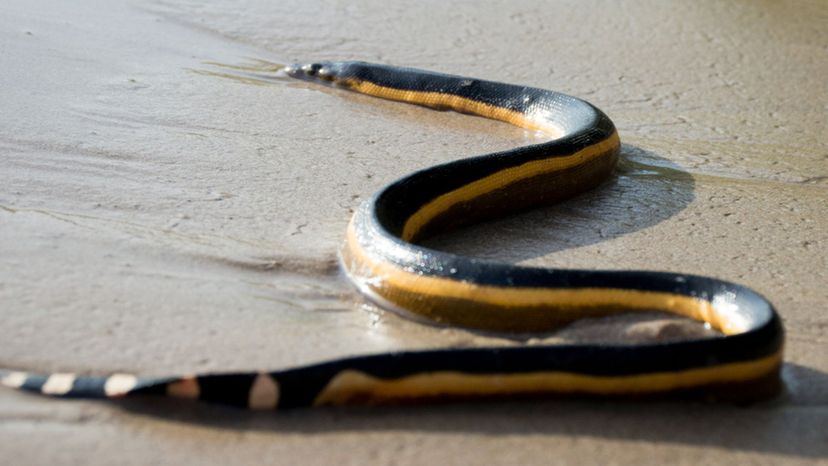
[[1, 0, 826, 463]]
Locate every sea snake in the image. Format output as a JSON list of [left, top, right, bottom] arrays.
[[1, 61, 784, 409]]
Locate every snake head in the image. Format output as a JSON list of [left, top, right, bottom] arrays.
[[285, 61, 339, 84]]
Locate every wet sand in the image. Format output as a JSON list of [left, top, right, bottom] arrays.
[[1, 0, 826, 464]]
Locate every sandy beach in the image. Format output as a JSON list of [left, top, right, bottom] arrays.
[[1, 0, 826, 464]]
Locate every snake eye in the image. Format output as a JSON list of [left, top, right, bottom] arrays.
[[302, 63, 323, 76]]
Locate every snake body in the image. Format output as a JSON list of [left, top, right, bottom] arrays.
[[1, 62, 784, 409]]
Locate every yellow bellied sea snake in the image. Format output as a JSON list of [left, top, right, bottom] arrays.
[[1, 61, 784, 409]]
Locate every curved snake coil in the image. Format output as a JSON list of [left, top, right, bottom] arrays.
[[0, 62, 784, 409]]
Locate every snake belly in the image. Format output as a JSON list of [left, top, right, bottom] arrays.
[[0, 61, 784, 409]]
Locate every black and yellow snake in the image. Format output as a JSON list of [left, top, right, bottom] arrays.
[[0, 61, 784, 409]]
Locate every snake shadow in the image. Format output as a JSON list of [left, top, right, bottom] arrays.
[[114, 363, 828, 459], [424, 143, 696, 264]]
